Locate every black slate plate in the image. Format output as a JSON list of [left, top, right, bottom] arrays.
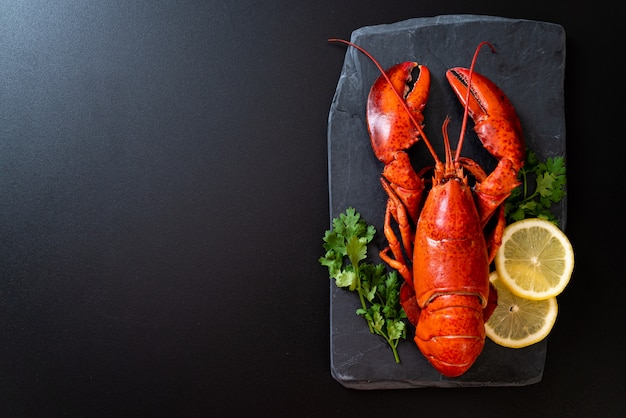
[[326, 15, 566, 389]]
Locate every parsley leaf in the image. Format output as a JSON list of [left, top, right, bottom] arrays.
[[505, 149, 567, 224], [320, 207, 407, 363]]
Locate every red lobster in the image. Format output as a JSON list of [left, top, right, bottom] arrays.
[[331, 40, 525, 377]]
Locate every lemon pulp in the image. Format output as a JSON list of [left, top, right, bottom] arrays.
[[485, 272, 558, 348], [495, 218, 574, 300]]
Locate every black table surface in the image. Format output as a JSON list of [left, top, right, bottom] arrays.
[[1, 1, 621, 417]]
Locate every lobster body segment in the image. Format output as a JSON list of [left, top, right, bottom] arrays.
[[412, 177, 490, 377], [360, 42, 525, 377], [413, 177, 489, 309]]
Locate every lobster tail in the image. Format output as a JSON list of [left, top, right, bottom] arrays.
[[414, 295, 486, 377]]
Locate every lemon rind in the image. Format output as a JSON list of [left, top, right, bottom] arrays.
[[495, 218, 574, 300]]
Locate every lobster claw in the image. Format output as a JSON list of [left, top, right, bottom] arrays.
[[367, 62, 430, 164], [446, 68, 525, 224], [367, 62, 430, 224]]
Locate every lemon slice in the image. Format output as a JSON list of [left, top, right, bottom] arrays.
[[494, 218, 574, 300], [485, 271, 558, 348]]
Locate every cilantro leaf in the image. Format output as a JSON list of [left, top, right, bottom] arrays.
[[346, 235, 367, 266], [504, 149, 566, 225], [320, 207, 407, 363]]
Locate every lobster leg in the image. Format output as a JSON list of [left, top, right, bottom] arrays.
[[377, 178, 424, 328], [379, 178, 414, 286], [485, 205, 507, 263]]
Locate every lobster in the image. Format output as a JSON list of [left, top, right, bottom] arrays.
[[331, 40, 525, 377]]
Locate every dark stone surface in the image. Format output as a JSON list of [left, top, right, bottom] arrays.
[[327, 15, 566, 389]]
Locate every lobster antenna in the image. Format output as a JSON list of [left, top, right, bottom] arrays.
[[454, 41, 496, 162], [329, 38, 441, 164], [442, 116, 453, 167]]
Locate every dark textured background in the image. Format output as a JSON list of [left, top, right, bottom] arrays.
[[0, 1, 621, 417]]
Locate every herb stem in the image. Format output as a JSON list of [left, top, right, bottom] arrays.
[[352, 261, 374, 334], [522, 167, 529, 199]]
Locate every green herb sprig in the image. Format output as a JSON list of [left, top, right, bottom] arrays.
[[320, 207, 407, 363], [505, 149, 566, 224]]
